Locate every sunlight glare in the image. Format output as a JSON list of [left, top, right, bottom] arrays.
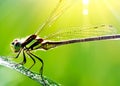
[[82, 0, 89, 15], [82, 0, 89, 5], [83, 9, 88, 15]]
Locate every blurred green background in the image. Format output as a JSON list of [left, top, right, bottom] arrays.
[[1, 0, 120, 86]]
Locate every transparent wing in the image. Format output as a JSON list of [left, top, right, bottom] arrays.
[[44, 25, 117, 41], [35, 0, 72, 35]]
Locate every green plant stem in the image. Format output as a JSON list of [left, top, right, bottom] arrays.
[[0, 56, 60, 86]]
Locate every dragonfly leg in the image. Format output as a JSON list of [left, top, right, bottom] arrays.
[[19, 50, 26, 65], [15, 48, 22, 58], [26, 51, 36, 70], [29, 52, 44, 75], [28, 52, 46, 85]]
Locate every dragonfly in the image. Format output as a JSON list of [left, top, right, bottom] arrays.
[[11, 0, 119, 85]]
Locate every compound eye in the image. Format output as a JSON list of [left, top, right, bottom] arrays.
[[11, 39, 22, 53], [15, 42, 21, 46]]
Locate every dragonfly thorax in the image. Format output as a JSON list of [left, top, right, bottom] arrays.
[[11, 39, 22, 53]]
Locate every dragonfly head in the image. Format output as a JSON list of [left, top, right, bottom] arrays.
[[11, 39, 22, 53]]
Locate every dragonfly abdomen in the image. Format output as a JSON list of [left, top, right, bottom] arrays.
[[36, 34, 120, 50]]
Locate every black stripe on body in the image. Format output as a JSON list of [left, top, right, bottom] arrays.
[[21, 34, 37, 47], [28, 38, 43, 50]]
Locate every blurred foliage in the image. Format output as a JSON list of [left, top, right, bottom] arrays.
[[0, 0, 120, 86]]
